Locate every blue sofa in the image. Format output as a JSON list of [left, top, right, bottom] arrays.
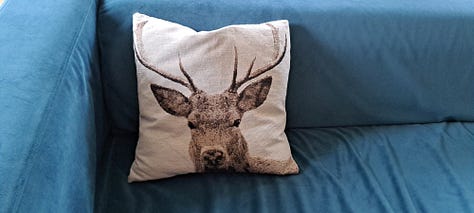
[[1, 0, 473, 212]]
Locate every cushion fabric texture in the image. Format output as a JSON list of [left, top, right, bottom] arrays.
[[129, 13, 298, 181]]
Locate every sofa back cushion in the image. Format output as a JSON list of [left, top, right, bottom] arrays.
[[98, 0, 474, 132]]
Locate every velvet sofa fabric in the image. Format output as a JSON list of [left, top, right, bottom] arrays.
[[98, 0, 474, 133], [0, 0, 105, 212], [96, 122, 474, 213]]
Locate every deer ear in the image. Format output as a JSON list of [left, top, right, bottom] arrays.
[[238, 76, 273, 112], [150, 84, 192, 117]]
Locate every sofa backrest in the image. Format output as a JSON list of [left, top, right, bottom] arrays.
[[98, 0, 474, 132]]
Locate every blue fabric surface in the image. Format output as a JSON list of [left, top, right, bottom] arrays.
[[0, 0, 105, 212], [98, 0, 474, 132], [95, 122, 474, 213]]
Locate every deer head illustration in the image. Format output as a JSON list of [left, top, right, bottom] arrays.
[[135, 21, 287, 173]]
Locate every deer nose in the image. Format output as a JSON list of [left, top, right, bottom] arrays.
[[202, 149, 225, 167]]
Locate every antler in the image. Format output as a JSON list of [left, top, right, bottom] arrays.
[[229, 46, 239, 90], [228, 24, 288, 92], [134, 21, 199, 93]]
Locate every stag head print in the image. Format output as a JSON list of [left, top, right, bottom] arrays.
[[135, 21, 288, 173]]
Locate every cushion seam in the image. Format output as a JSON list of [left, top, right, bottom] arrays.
[[11, 1, 95, 212]]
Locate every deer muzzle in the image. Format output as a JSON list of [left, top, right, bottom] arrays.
[[200, 146, 227, 170]]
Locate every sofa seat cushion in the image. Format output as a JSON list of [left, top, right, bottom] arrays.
[[95, 122, 474, 213]]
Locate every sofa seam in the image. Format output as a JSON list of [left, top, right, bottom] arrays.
[[95, 0, 113, 154], [287, 120, 474, 131], [95, 0, 116, 135], [93, 0, 115, 209], [11, 1, 95, 212]]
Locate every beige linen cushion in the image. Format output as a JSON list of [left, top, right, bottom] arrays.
[[129, 13, 299, 182]]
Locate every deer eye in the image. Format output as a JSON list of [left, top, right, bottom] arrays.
[[188, 121, 197, 129], [232, 119, 241, 127]]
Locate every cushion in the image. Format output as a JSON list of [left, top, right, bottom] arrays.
[[128, 13, 298, 181]]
